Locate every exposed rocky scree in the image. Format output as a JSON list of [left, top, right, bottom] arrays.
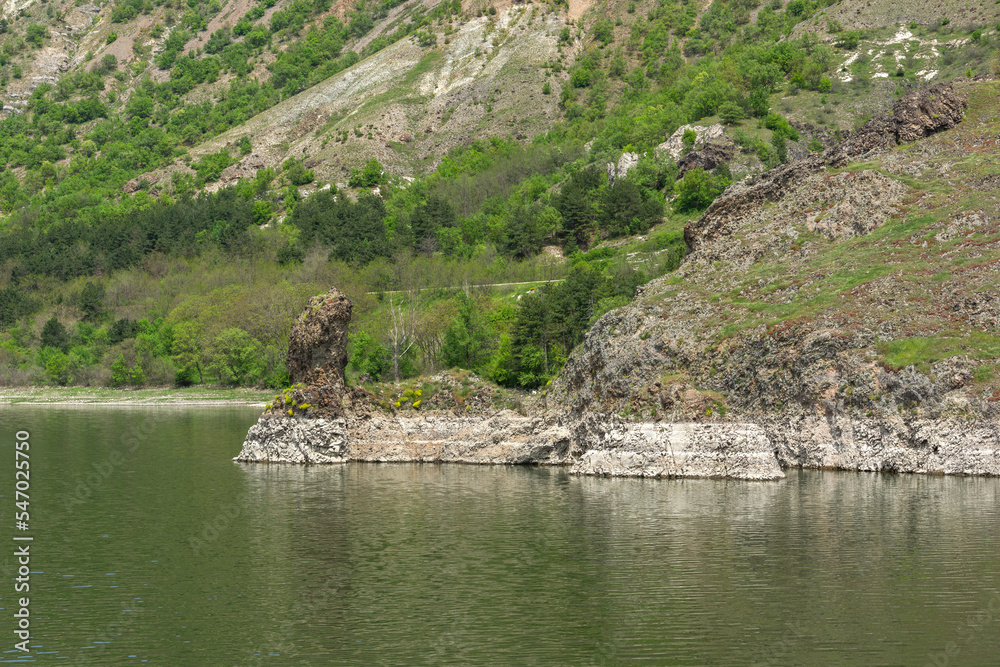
[[237, 82, 1000, 479]]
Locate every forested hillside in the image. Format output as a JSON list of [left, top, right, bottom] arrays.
[[0, 0, 997, 392]]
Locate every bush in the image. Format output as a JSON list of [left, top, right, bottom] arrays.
[[347, 158, 385, 187], [593, 18, 614, 45], [673, 168, 729, 213], [282, 157, 314, 186], [835, 30, 863, 50], [98, 54, 118, 74], [25, 24, 48, 47], [718, 101, 745, 125]]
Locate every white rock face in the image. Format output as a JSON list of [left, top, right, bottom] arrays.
[[766, 416, 1000, 476], [606, 151, 640, 185], [235, 411, 1000, 479], [235, 412, 786, 480], [237, 417, 349, 464], [656, 124, 726, 161], [1, 0, 32, 19], [571, 423, 782, 480]]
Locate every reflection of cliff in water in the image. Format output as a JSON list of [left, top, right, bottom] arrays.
[[237, 461, 1000, 665]]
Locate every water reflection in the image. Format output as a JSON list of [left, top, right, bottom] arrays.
[[0, 406, 997, 665]]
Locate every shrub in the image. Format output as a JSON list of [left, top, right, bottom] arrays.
[[593, 18, 614, 45], [26, 23, 48, 47], [718, 101, 745, 125], [673, 168, 728, 213], [282, 157, 314, 186], [347, 158, 385, 187]]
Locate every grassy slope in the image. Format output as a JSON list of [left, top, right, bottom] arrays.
[[649, 79, 1000, 378]]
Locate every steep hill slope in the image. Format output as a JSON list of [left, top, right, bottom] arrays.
[[554, 79, 1000, 425]]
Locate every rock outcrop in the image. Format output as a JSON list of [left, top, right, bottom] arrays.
[[287, 287, 352, 390], [685, 83, 967, 254], [235, 288, 785, 479], [656, 123, 726, 160], [607, 151, 640, 185], [677, 141, 735, 176]]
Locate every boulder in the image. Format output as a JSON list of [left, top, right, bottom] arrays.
[[677, 141, 735, 176]]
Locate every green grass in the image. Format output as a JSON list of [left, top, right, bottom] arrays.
[[879, 332, 1000, 370], [357, 50, 444, 116]]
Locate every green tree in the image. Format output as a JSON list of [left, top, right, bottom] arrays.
[[110, 353, 145, 387], [78, 281, 106, 322], [673, 168, 729, 213], [349, 330, 391, 381], [441, 294, 490, 371], [0, 287, 37, 330], [45, 351, 73, 386], [210, 328, 263, 385], [40, 316, 69, 352], [555, 166, 604, 247], [718, 101, 745, 125], [410, 195, 456, 246], [170, 321, 205, 385]]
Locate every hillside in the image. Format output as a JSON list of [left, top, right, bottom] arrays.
[[555, 79, 1000, 424], [2, 0, 1000, 397]]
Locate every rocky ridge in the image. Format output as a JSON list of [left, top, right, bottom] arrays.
[[549, 80, 1000, 476]]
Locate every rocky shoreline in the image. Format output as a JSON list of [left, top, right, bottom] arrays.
[[235, 410, 1000, 479], [235, 412, 786, 480]]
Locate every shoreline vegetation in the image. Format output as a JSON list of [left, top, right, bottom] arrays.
[[0, 386, 271, 405]]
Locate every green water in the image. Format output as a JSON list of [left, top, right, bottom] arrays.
[[1, 406, 999, 665]]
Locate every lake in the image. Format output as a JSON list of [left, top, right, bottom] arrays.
[[1, 405, 998, 665]]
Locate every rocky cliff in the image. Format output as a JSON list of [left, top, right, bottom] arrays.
[[550, 80, 1000, 476], [237, 81, 1000, 480]]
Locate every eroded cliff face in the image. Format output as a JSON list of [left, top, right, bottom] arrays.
[[237, 81, 1000, 479], [549, 80, 1000, 476]]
